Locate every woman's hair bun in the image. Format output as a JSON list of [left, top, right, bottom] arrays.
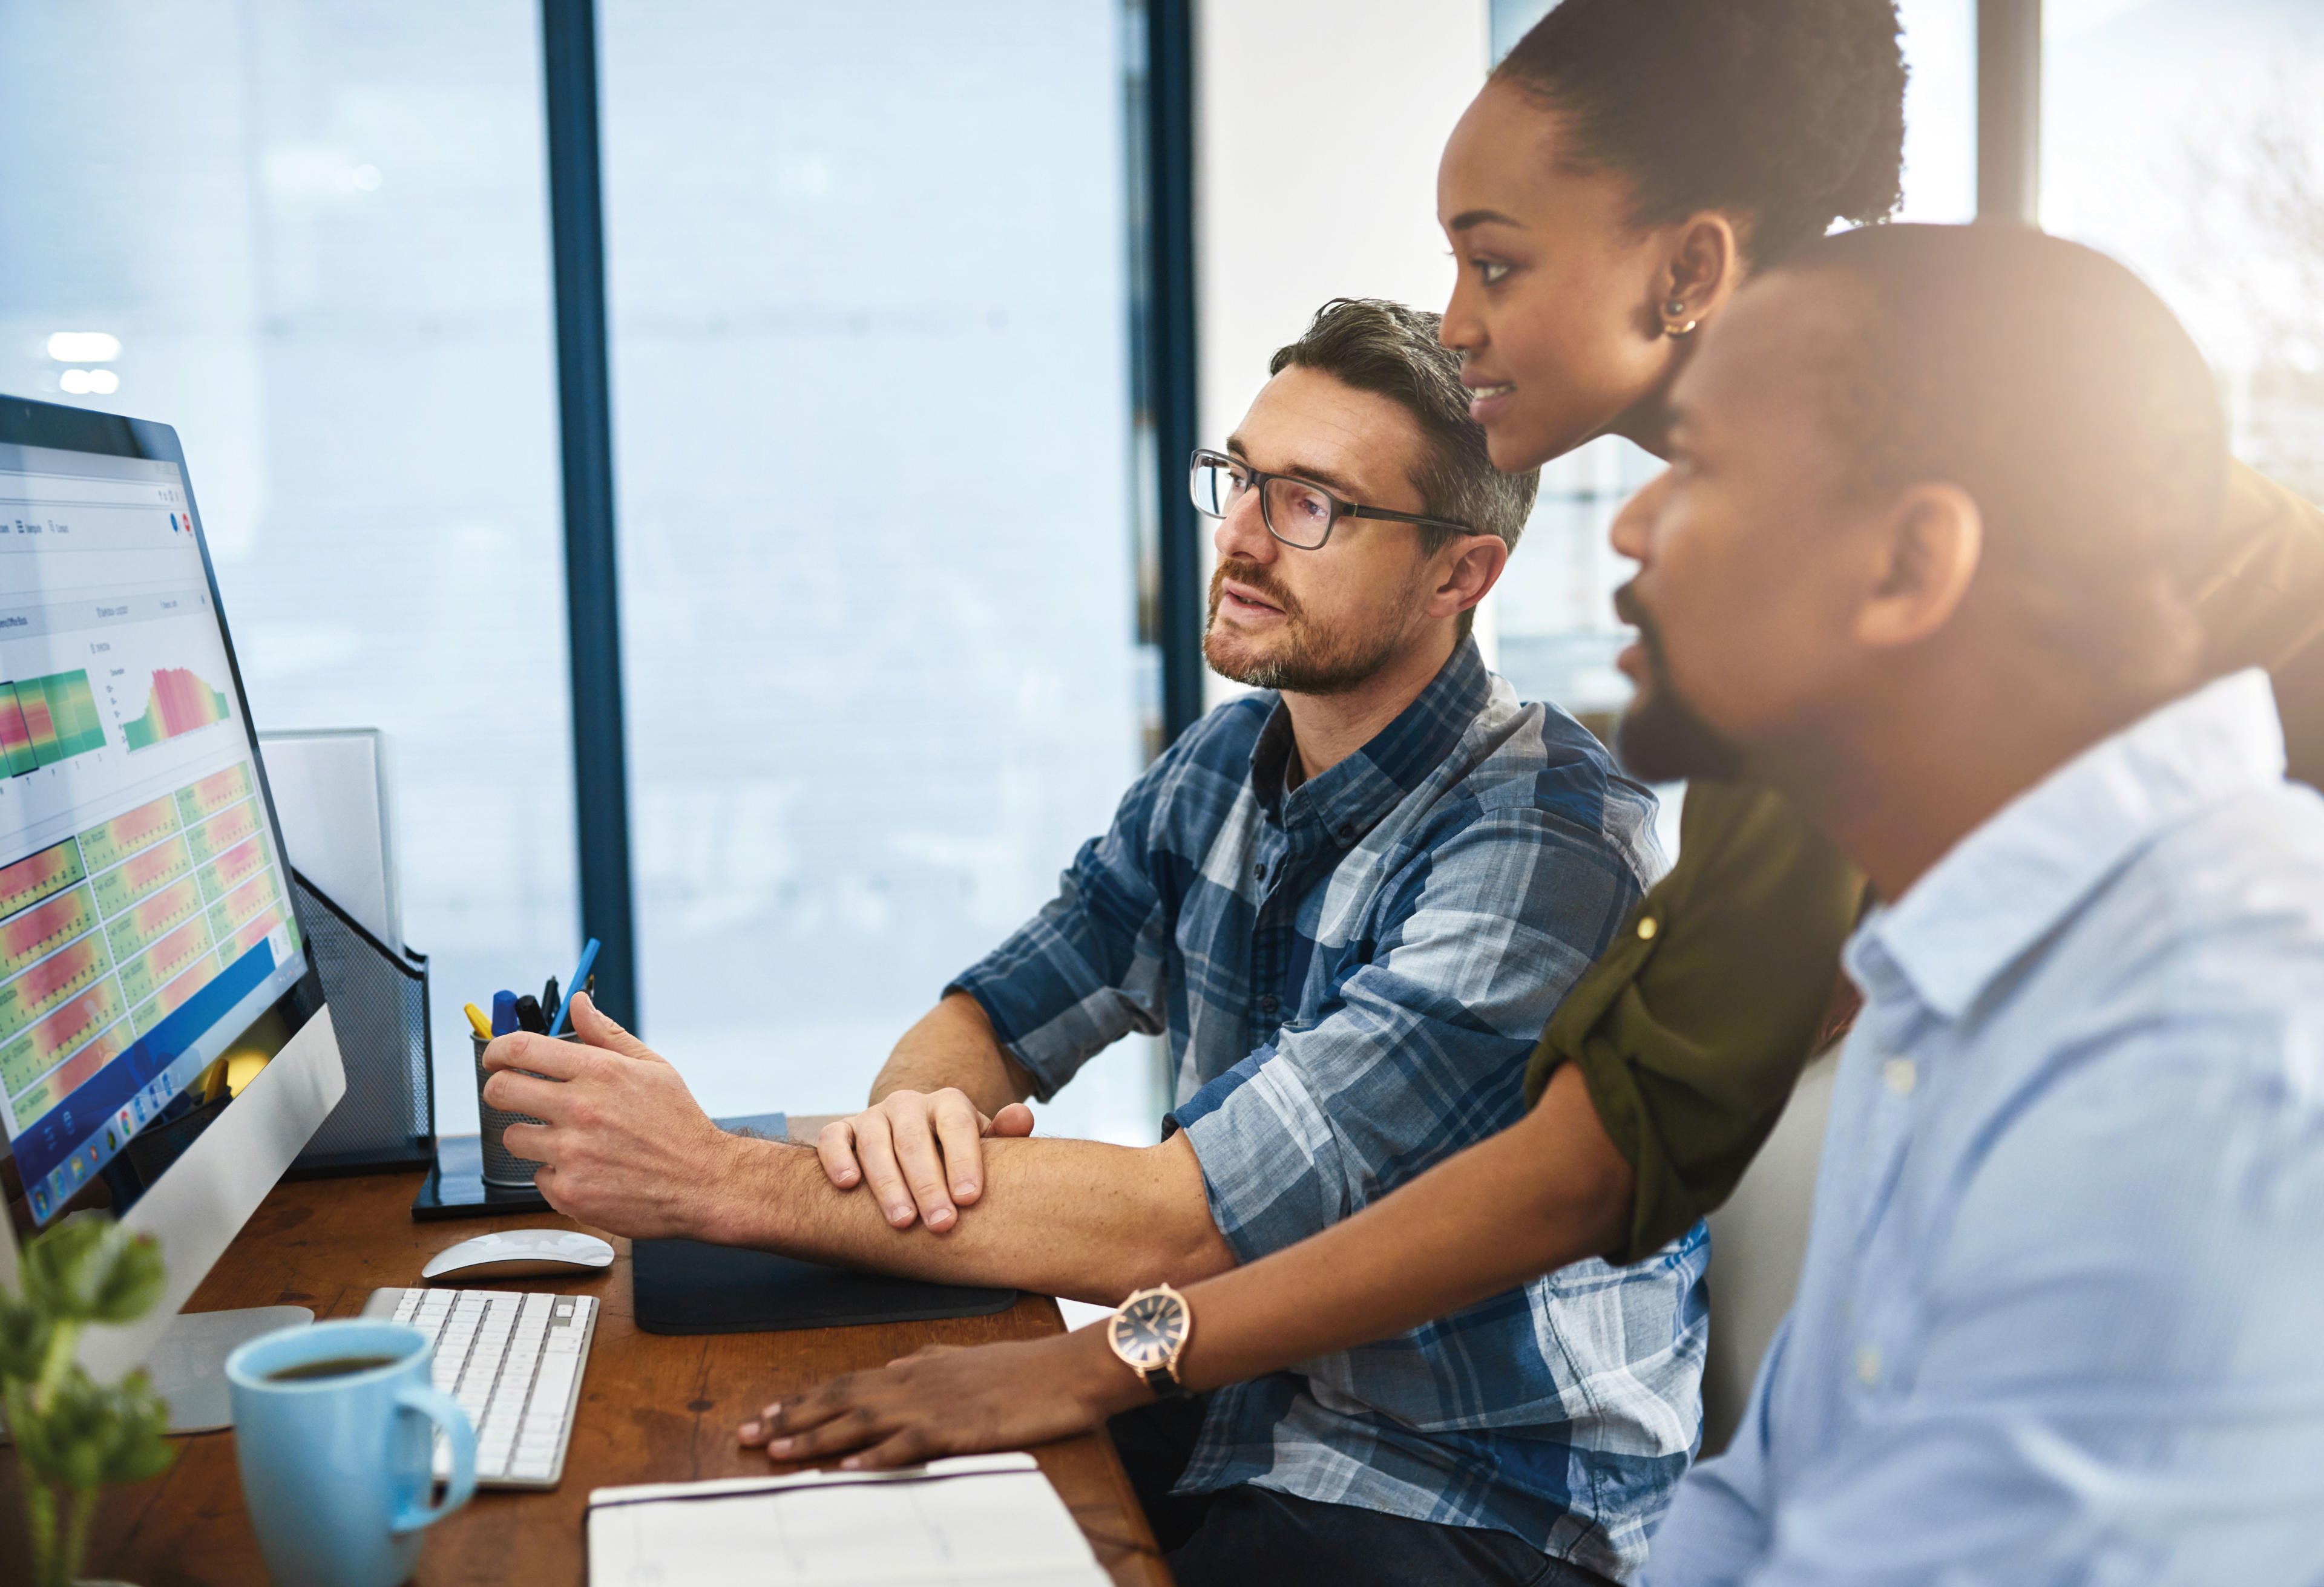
[[1498, 0, 1908, 263]]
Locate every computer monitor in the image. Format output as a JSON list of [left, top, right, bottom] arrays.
[[0, 394, 347, 1416]]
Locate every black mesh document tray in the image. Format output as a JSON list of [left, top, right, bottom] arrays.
[[287, 866, 433, 1176]]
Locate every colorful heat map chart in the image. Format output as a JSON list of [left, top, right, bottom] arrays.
[[0, 979, 126, 1102], [0, 670, 108, 773], [107, 875, 205, 961], [131, 957, 214, 1036], [8, 1016, 133, 1131], [0, 839, 85, 918], [211, 868, 281, 937], [177, 764, 252, 825], [184, 799, 260, 865], [78, 795, 180, 872], [227, 903, 286, 956], [0, 931, 111, 1041], [116, 914, 214, 1007], [0, 887, 98, 979], [91, 833, 194, 918], [1, 756, 299, 1150], [123, 667, 232, 751], [197, 833, 272, 905]]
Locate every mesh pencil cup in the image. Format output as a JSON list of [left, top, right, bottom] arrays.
[[472, 1030, 582, 1188]]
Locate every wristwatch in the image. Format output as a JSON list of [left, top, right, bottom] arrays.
[[1106, 1283, 1193, 1399]]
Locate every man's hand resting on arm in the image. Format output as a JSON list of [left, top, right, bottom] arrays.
[[478, 993, 1238, 1303], [815, 992, 1037, 1233]]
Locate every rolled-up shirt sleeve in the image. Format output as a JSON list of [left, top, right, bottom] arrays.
[[1171, 809, 1640, 1260], [947, 756, 1177, 1102]]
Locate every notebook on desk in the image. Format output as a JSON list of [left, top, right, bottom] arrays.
[[585, 1451, 1109, 1586]]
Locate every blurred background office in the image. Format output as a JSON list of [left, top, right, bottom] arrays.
[[1, 0, 2316, 1142]]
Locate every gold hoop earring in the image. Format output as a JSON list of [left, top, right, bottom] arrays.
[[1662, 298, 1699, 338]]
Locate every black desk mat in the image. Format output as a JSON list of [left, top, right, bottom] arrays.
[[412, 1112, 792, 1222], [632, 1239, 1018, 1335]]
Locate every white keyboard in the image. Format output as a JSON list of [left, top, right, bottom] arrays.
[[364, 1286, 598, 1489]]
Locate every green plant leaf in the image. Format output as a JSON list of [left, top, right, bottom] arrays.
[[20, 1214, 165, 1327], [95, 1372, 176, 1487], [12, 1367, 176, 1490], [0, 1286, 54, 1381]]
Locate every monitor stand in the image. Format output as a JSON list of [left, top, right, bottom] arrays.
[[146, 1307, 313, 1434]]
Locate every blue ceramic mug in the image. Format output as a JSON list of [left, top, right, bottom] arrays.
[[226, 1319, 476, 1587]]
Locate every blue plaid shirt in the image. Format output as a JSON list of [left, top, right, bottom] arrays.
[[954, 639, 1711, 1577]]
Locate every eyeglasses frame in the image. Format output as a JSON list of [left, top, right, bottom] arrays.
[[1187, 447, 1476, 550]]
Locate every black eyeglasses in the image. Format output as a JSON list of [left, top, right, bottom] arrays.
[[1188, 448, 1474, 551]]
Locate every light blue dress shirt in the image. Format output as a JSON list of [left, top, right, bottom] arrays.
[[1646, 669, 2324, 1586]]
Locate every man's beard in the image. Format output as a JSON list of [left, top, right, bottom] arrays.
[[1612, 581, 1745, 783], [1203, 558, 1411, 696]]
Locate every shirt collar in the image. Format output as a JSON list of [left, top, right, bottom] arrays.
[[1249, 635, 1493, 842], [1849, 668, 2286, 1022]]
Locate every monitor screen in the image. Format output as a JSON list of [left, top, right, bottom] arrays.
[[0, 430, 313, 1226]]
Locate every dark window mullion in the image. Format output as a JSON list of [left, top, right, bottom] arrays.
[[541, 0, 638, 1028], [1143, 0, 1204, 745]]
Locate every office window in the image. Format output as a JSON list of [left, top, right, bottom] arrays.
[[599, 2, 1151, 1136], [1486, 0, 1975, 857], [0, 0, 577, 1133], [2045, 0, 2324, 500]]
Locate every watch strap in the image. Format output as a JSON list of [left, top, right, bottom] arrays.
[[1142, 1363, 1189, 1400]]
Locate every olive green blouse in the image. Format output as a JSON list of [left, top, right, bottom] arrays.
[[1528, 462, 2324, 1264]]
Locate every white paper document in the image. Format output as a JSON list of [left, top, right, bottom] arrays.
[[585, 1451, 1113, 1586]]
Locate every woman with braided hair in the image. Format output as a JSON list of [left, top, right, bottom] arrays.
[[741, 3, 2324, 1582]]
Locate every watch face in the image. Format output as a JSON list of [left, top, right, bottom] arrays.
[[1110, 1291, 1187, 1369]]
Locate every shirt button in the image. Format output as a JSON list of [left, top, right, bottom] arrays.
[[1855, 1345, 1882, 1386], [1257, 994, 1279, 1016], [1252, 861, 1265, 881], [1883, 1057, 1917, 1096], [1636, 917, 1658, 941]]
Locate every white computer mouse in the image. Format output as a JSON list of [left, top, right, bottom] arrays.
[[421, 1228, 615, 1283]]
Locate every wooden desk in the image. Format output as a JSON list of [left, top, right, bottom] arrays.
[[0, 1152, 1169, 1585]]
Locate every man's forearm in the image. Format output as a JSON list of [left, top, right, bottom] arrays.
[[867, 991, 1035, 1113], [1169, 1063, 1632, 1391], [700, 1130, 1238, 1306]]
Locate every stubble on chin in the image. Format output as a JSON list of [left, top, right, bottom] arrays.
[[1203, 590, 1409, 698], [1610, 587, 1745, 783]]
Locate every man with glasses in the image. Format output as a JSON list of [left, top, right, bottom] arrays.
[[484, 298, 1703, 1585]]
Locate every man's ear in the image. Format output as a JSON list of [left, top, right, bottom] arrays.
[[1431, 533, 1510, 622], [1853, 483, 1983, 651]]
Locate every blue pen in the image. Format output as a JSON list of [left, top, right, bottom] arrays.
[[548, 938, 600, 1037], [490, 990, 519, 1037]]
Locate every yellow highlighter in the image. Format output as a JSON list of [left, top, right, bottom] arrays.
[[464, 1002, 493, 1042]]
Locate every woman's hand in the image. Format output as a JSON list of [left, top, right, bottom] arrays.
[[738, 1326, 1142, 1471]]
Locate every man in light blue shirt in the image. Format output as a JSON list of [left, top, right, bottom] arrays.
[[1609, 222, 2324, 1584]]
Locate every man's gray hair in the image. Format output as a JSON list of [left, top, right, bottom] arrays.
[[1269, 298, 1540, 568]]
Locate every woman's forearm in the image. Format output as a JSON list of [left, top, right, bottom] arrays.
[[1172, 1062, 1633, 1392]]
